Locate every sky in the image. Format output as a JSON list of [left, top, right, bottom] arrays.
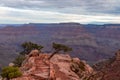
[[0, 0, 120, 24]]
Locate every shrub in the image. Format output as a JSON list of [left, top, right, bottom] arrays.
[[20, 41, 43, 55], [13, 55, 25, 67], [48, 42, 72, 59], [13, 42, 43, 67], [1, 66, 22, 80]]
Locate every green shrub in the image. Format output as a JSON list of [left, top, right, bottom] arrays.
[[20, 41, 43, 55], [13, 55, 26, 67], [1, 66, 22, 80], [48, 42, 72, 59]]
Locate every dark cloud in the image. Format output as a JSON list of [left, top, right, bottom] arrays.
[[0, 0, 120, 15]]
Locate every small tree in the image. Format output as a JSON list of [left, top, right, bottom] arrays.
[[20, 41, 43, 55], [1, 66, 22, 80], [13, 55, 26, 67], [48, 42, 72, 60], [13, 42, 43, 67]]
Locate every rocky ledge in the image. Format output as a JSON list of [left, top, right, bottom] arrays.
[[12, 50, 93, 80]]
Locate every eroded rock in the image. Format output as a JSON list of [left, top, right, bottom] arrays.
[[12, 51, 93, 80]]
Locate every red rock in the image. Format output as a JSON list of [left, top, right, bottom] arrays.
[[12, 51, 93, 80]]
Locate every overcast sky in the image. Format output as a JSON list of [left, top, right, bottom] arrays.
[[0, 0, 120, 24]]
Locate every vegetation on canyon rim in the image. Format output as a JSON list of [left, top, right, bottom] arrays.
[[1, 66, 22, 80], [13, 41, 72, 67], [0, 42, 72, 79]]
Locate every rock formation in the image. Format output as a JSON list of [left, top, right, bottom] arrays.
[[115, 49, 120, 61], [90, 50, 120, 80], [12, 50, 93, 80], [11, 49, 120, 80]]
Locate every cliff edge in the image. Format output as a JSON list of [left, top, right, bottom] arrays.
[[12, 50, 93, 80]]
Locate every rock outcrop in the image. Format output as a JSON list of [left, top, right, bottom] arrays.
[[12, 50, 93, 80], [10, 49, 120, 80], [115, 49, 120, 61], [90, 50, 120, 80]]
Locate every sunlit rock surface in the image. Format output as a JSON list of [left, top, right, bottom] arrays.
[[12, 50, 93, 80]]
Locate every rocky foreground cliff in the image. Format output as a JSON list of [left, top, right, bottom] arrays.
[[12, 49, 120, 80], [12, 50, 93, 80]]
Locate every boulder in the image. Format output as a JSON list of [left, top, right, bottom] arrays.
[[12, 51, 93, 80]]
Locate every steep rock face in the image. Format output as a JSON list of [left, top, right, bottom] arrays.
[[90, 50, 120, 80], [12, 50, 93, 80]]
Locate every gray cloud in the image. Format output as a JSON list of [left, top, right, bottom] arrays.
[[0, 5, 120, 24], [0, 0, 120, 15], [0, 0, 120, 24]]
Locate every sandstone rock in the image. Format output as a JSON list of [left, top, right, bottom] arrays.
[[12, 51, 93, 80], [90, 50, 120, 80], [28, 49, 39, 57], [9, 62, 15, 67]]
